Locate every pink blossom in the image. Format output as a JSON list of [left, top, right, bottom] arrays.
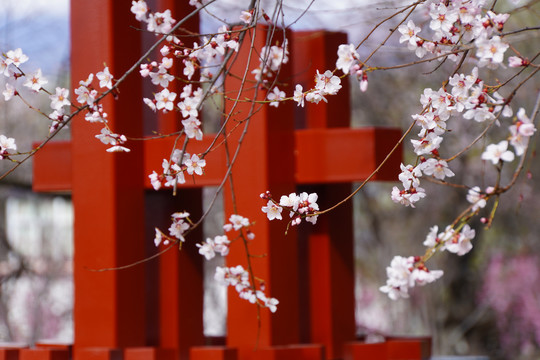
[[481, 140, 515, 164], [96, 67, 113, 89], [23, 69, 47, 92], [261, 201, 283, 221]]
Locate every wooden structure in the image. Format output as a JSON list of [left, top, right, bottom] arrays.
[[1, 1, 431, 360]]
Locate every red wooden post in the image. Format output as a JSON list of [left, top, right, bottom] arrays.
[[223, 26, 300, 359], [124, 347, 176, 360], [141, 2, 205, 358], [152, 190, 204, 358], [386, 337, 431, 360], [293, 31, 356, 359], [344, 342, 387, 360], [0, 348, 22, 360], [70, 0, 146, 353], [19, 349, 69, 360], [190, 347, 238, 360], [259, 345, 325, 360]]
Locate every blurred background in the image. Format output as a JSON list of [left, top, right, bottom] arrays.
[[0, 0, 539, 359]]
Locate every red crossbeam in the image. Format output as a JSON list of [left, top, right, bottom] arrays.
[[33, 127, 401, 192]]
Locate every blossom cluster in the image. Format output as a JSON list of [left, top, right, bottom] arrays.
[[132, 0, 241, 178], [260, 191, 319, 226], [378, 1, 538, 301], [381, 223, 476, 300], [223, 214, 255, 239], [1, 48, 71, 138], [336, 43, 368, 91], [196, 214, 254, 261], [293, 70, 342, 107], [154, 211, 191, 247], [149, 149, 206, 190], [214, 265, 279, 313], [397, 1, 512, 68], [1, 48, 126, 151], [391, 63, 526, 209], [196, 235, 230, 260], [379, 256, 443, 300], [253, 41, 289, 84]]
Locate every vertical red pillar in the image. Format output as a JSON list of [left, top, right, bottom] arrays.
[[223, 26, 299, 359], [71, 0, 146, 351], [141, 1, 205, 358], [293, 31, 356, 359], [155, 190, 204, 359]]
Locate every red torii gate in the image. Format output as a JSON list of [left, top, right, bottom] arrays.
[[1, 1, 430, 360]]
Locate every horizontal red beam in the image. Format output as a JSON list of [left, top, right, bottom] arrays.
[[295, 127, 402, 184], [32, 127, 401, 192], [33, 141, 72, 193]]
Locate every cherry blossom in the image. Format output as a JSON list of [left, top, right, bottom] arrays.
[[197, 235, 230, 260], [48, 109, 69, 134], [168, 211, 191, 242], [23, 69, 47, 92], [184, 154, 206, 175], [149, 68, 174, 88], [289, 84, 303, 107], [509, 108, 536, 156], [178, 96, 200, 118], [336, 44, 359, 75], [466, 186, 487, 212], [268, 191, 320, 225], [5, 48, 29, 67], [130, 0, 148, 21], [155, 88, 177, 112], [398, 163, 422, 188], [214, 265, 278, 312], [183, 59, 196, 80], [106, 145, 131, 153], [0, 135, 17, 159], [255, 291, 279, 313], [149, 149, 192, 190], [508, 56, 528, 68], [182, 116, 203, 140], [74, 84, 97, 106], [475, 35, 509, 69], [227, 214, 251, 231], [391, 185, 426, 208], [147, 10, 176, 35], [261, 201, 283, 221], [429, 3, 459, 35], [0, 58, 9, 77], [240, 10, 252, 24], [253, 41, 289, 81], [85, 104, 108, 123], [423, 225, 440, 247], [419, 158, 455, 180], [154, 228, 165, 247], [267, 87, 285, 107], [481, 140, 515, 165], [445, 225, 475, 256], [379, 255, 443, 300], [49, 87, 70, 110], [2, 83, 16, 101], [95, 127, 129, 153], [314, 70, 341, 96], [358, 70, 368, 92], [398, 20, 421, 50], [96, 67, 113, 89]]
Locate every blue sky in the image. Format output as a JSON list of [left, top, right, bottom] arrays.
[[0, 0, 70, 78]]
